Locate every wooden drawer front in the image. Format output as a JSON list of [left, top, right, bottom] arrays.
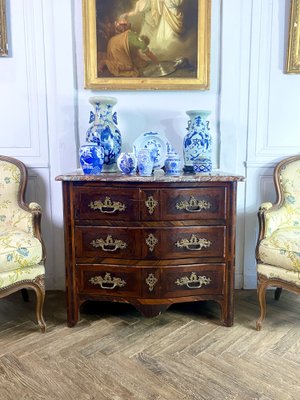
[[160, 264, 225, 297], [160, 188, 226, 221], [74, 187, 139, 221], [75, 227, 141, 259], [77, 265, 141, 297], [160, 227, 226, 259]]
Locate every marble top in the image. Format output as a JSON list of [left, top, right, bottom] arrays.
[[56, 169, 245, 183]]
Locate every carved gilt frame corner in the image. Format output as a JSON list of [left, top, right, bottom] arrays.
[[0, 0, 8, 56], [286, 0, 300, 73]]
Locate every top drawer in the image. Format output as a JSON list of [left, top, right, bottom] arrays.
[[74, 187, 140, 221], [159, 187, 226, 221]]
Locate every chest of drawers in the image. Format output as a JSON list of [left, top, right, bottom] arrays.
[[56, 172, 243, 327]]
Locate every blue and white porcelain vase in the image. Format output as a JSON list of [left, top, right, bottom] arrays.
[[137, 149, 153, 176], [164, 146, 182, 176], [79, 144, 105, 175], [183, 110, 212, 172], [86, 96, 122, 172], [117, 152, 137, 175]]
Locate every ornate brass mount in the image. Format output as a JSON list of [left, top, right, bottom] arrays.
[[145, 233, 158, 252], [145, 196, 158, 215], [89, 196, 126, 213], [89, 272, 126, 289], [145, 273, 158, 292], [175, 234, 212, 251], [90, 235, 127, 252], [175, 272, 211, 289], [176, 196, 211, 213]]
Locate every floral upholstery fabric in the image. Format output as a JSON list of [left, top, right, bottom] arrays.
[[0, 264, 44, 289], [262, 160, 300, 238], [0, 160, 34, 233], [258, 159, 300, 273], [257, 263, 300, 287], [0, 159, 44, 290], [258, 227, 300, 272], [0, 226, 43, 273]]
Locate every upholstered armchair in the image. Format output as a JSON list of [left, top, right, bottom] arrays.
[[256, 154, 300, 330], [0, 156, 46, 332]]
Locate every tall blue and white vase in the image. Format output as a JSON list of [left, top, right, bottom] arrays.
[[183, 110, 212, 172], [86, 96, 122, 172]]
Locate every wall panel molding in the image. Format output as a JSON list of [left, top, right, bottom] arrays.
[[0, 0, 49, 167], [247, 0, 300, 164]]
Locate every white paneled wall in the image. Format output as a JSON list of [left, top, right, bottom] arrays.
[[0, 0, 299, 289], [243, 0, 300, 287]]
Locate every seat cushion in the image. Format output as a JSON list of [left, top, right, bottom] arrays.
[[0, 264, 45, 289], [0, 226, 43, 272], [257, 263, 300, 287], [258, 227, 300, 272]]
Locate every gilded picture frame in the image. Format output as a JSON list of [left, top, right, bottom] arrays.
[[0, 0, 8, 56], [286, 0, 300, 73], [83, 0, 211, 90]]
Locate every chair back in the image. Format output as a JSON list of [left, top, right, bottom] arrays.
[[0, 156, 30, 232]]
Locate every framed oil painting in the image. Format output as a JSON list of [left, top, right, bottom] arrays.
[[286, 0, 300, 73], [0, 0, 8, 56], [83, 0, 211, 90]]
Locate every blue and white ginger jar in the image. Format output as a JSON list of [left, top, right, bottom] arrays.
[[117, 152, 137, 175], [164, 145, 182, 176], [86, 96, 122, 172], [183, 110, 212, 172], [79, 144, 105, 175]]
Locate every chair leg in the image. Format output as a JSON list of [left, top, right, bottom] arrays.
[[21, 288, 29, 302], [33, 283, 46, 333], [256, 278, 268, 331], [274, 287, 282, 300]]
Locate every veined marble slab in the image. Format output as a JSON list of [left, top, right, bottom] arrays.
[[56, 169, 245, 182]]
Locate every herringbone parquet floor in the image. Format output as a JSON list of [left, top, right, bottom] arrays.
[[0, 290, 300, 400]]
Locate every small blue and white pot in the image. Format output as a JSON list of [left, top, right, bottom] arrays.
[[79, 144, 105, 175], [164, 147, 182, 176], [117, 152, 137, 175], [137, 149, 153, 176]]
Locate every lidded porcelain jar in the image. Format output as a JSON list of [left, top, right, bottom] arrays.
[[86, 96, 122, 172], [183, 110, 212, 172], [164, 145, 182, 176]]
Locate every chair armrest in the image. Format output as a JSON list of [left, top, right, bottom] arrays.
[[258, 204, 289, 240]]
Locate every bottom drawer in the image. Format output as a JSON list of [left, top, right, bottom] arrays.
[[77, 265, 141, 297], [160, 264, 225, 297]]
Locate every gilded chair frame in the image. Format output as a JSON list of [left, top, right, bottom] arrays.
[[0, 155, 46, 332], [256, 154, 300, 330]]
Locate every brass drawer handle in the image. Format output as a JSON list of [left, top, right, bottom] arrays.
[[145, 233, 158, 252], [89, 272, 126, 289], [175, 234, 212, 251], [145, 196, 158, 215], [175, 272, 211, 289], [90, 235, 127, 252], [89, 196, 126, 213], [176, 196, 211, 213]]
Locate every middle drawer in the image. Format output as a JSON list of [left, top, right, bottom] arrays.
[[75, 226, 226, 260]]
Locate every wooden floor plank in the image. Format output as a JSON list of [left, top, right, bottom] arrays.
[[0, 290, 300, 399]]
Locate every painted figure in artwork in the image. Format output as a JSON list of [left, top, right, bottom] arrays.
[[156, 0, 184, 49], [121, 0, 161, 41], [102, 19, 160, 77]]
